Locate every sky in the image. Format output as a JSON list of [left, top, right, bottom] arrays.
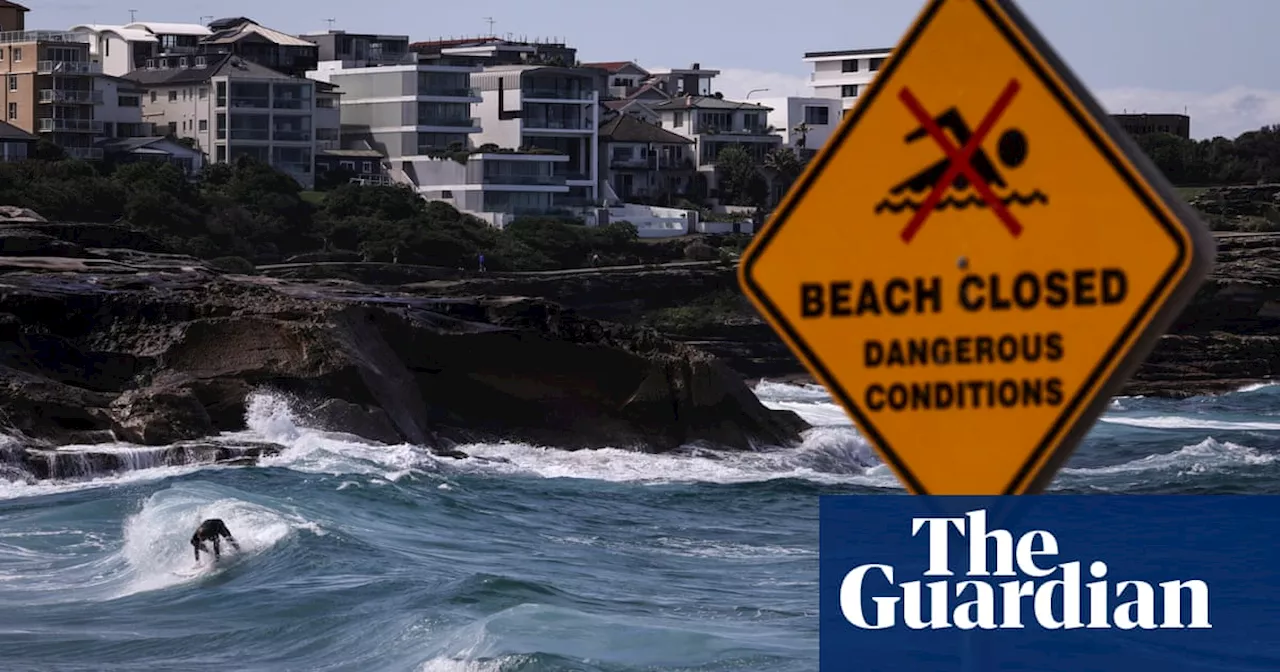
[[35, 0, 1280, 140]]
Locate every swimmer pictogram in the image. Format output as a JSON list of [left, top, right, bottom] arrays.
[[874, 79, 1048, 243]]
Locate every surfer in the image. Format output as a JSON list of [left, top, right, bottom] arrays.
[[190, 518, 241, 561]]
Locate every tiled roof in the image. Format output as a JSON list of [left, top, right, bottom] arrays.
[[0, 1, 29, 11], [650, 95, 772, 111], [122, 52, 299, 85], [599, 114, 692, 144], [581, 61, 649, 76], [204, 21, 316, 47]]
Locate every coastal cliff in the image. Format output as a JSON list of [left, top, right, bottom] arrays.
[[0, 210, 807, 482], [402, 232, 1280, 399]]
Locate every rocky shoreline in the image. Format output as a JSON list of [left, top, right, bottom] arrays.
[[4, 203, 1278, 483], [0, 210, 807, 482]]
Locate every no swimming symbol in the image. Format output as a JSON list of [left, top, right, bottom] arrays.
[[873, 79, 1049, 243]]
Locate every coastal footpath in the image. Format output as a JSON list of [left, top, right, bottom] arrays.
[[0, 209, 806, 482]]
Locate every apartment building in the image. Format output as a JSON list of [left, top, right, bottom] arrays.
[[651, 95, 782, 187], [581, 61, 651, 99], [598, 113, 693, 201], [70, 22, 211, 77], [0, 28, 103, 160], [95, 74, 149, 139], [302, 30, 410, 66], [125, 52, 320, 187], [413, 150, 572, 228], [306, 41, 483, 164], [756, 95, 842, 152], [203, 17, 318, 78], [804, 47, 892, 112], [471, 64, 601, 204]]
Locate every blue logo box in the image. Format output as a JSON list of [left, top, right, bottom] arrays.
[[819, 495, 1280, 671]]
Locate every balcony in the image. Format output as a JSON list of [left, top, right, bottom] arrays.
[[36, 60, 101, 75], [521, 89, 594, 101], [610, 157, 649, 169], [36, 118, 102, 133], [272, 98, 312, 110], [695, 125, 780, 138], [482, 173, 565, 186], [227, 97, 271, 110], [0, 30, 88, 45], [419, 116, 480, 128], [38, 89, 102, 105], [63, 146, 103, 160], [228, 129, 271, 141], [420, 86, 480, 98], [524, 119, 591, 131], [272, 130, 312, 142]]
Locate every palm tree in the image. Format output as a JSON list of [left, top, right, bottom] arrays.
[[763, 147, 804, 203]]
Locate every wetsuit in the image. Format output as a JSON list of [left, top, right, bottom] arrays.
[[190, 518, 240, 561]]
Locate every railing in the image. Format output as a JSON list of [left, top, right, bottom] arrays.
[[482, 174, 565, 186], [610, 157, 649, 169], [521, 89, 594, 100], [228, 98, 270, 109], [36, 60, 101, 75], [0, 30, 88, 44], [419, 116, 479, 128], [420, 86, 480, 97], [272, 98, 312, 110], [36, 118, 102, 133], [276, 163, 312, 175], [63, 146, 103, 160], [228, 129, 270, 141], [38, 89, 102, 104], [272, 130, 312, 142], [524, 119, 590, 131], [696, 125, 777, 136]]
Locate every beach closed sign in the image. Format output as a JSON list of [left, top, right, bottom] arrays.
[[738, 0, 1214, 495]]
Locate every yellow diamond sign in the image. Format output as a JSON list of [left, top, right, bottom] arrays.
[[738, 0, 1214, 495]]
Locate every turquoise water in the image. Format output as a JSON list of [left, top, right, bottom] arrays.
[[1, 381, 1278, 671]]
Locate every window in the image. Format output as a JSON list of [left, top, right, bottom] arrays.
[[199, 87, 208, 99], [6, 102, 14, 120], [167, 121, 177, 134], [841, 58, 858, 72], [841, 84, 859, 98], [673, 111, 683, 127], [12, 47, 20, 62], [216, 145, 226, 162], [362, 161, 372, 174], [803, 105, 830, 125], [168, 90, 177, 102], [198, 119, 207, 132], [150, 90, 157, 102], [0, 48, 5, 60], [118, 95, 139, 107], [870, 57, 886, 71], [6, 75, 14, 91]]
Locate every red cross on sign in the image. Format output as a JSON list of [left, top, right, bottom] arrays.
[[897, 79, 1023, 243]]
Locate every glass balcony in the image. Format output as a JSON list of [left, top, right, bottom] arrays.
[[420, 86, 480, 97], [36, 118, 102, 133], [38, 89, 102, 104], [419, 116, 480, 128], [272, 130, 312, 142], [36, 60, 100, 75], [521, 89, 593, 100], [482, 173, 565, 186], [228, 128, 271, 141]]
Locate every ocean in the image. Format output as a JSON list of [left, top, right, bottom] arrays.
[[0, 379, 1277, 671]]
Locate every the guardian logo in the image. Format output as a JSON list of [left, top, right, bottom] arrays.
[[840, 509, 1212, 630]]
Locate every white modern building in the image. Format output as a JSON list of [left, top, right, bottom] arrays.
[[650, 94, 782, 183], [94, 74, 149, 139], [306, 51, 484, 180], [124, 52, 320, 187], [756, 95, 843, 152], [413, 151, 571, 228], [804, 47, 892, 113], [470, 64, 602, 205], [69, 22, 211, 77]]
